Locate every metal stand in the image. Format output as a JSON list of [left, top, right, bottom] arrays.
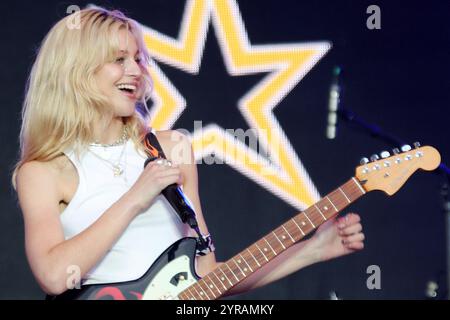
[[442, 173, 450, 299]]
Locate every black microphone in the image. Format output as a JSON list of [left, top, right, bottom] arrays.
[[144, 157, 198, 228], [326, 66, 342, 139]]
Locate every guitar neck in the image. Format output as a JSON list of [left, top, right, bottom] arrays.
[[178, 177, 366, 300]]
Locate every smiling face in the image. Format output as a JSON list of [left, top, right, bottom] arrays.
[[93, 28, 145, 118]]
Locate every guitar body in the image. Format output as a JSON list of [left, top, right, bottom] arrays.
[[50, 238, 200, 300]]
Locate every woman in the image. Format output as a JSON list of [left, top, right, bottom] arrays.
[[12, 7, 364, 298]]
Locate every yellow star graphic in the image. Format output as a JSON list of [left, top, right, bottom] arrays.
[[141, 0, 330, 210]]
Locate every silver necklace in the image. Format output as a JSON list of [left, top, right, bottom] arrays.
[[89, 126, 129, 147]]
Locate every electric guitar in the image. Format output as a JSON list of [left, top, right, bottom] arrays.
[[50, 144, 441, 300]]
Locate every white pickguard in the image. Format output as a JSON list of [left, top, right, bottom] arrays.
[[141, 255, 197, 300]]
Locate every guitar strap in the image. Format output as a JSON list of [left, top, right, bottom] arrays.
[[141, 129, 167, 159], [141, 130, 215, 256]]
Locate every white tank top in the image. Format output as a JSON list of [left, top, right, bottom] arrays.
[[61, 139, 192, 285]]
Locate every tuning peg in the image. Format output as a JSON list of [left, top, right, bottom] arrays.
[[380, 151, 390, 159], [413, 142, 421, 148], [360, 157, 369, 165], [370, 154, 380, 162], [401, 144, 411, 152]]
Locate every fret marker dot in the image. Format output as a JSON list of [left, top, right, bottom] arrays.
[[324, 206, 328, 210], [301, 221, 306, 226], [200, 292, 204, 295], [221, 277, 225, 281], [282, 235, 286, 240], [264, 248, 268, 252], [237, 259, 241, 263], [210, 285, 214, 288], [244, 268, 248, 272]]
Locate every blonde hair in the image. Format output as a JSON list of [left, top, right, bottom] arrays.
[[12, 7, 153, 189]]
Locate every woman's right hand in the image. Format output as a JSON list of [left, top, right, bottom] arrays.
[[125, 159, 183, 212]]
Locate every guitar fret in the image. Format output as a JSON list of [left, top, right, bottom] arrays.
[[338, 187, 351, 203], [197, 281, 211, 300], [314, 204, 327, 221], [184, 287, 195, 300], [352, 177, 366, 194], [206, 274, 222, 295], [325, 196, 338, 212], [201, 280, 215, 300], [224, 263, 240, 282], [221, 265, 237, 285], [282, 225, 296, 243], [231, 258, 246, 277], [187, 287, 197, 300], [263, 237, 277, 256], [329, 190, 344, 211], [247, 248, 261, 267], [239, 253, 253, 272], [255, 243, 269, 262], [212, 271, 228, 291], [202, 276, 219, 299], [303, 211, 316, 228], [191, 283, 204, 300], [291, 218, 305, 236], [217, 266, 234, 286], [273, 231, 286, 249]]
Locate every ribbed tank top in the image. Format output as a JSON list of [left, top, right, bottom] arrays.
[[61, 139, 192, 285]]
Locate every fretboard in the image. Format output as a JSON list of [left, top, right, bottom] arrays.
[[178, 177, 366, 300]]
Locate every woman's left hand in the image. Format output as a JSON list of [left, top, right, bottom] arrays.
[[310, 212, 365, 262]]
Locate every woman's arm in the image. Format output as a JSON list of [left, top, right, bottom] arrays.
[[228, 213, 364, 295], [160, 130, 364, 297], [17, 161, 142, 295], [17, 154, 183, 295]]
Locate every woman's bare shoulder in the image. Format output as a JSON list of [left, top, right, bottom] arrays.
[[19, 155, 72, 177], [16, 155, 75, 203], [154, 130, 191, 163], [17, 159, 57, 182], [154, 129, 188, 143]]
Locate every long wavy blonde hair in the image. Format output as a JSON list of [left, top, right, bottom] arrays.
[[12, 7, 153, 188]]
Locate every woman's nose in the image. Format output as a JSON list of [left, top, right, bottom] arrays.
[[124, 59, 142, 76]]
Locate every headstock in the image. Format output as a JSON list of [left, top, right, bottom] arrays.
[[355, 143, 441, 195]]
